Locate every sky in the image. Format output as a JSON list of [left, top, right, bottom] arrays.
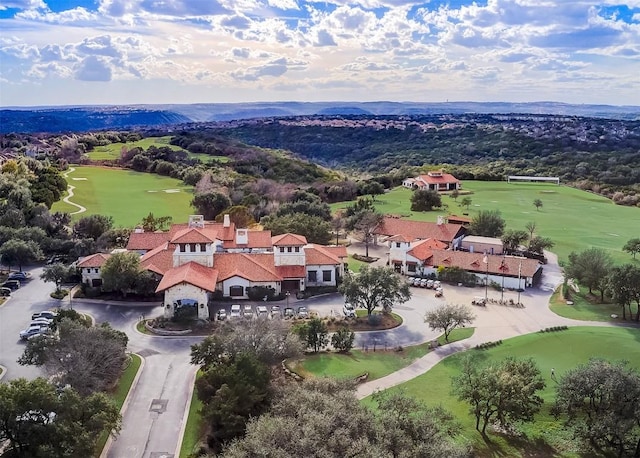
[[0, 0, 639, 107]]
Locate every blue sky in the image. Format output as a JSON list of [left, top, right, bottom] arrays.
[[0, 0, 638, 106]]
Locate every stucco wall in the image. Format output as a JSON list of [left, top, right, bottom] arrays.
[[306, 264, 337, 287], [163, 283, 209, 319], [274, 249, 305, 266]]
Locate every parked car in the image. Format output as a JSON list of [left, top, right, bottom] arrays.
[[8, 271, 31, 281], [270, 305, 281, 318], [30, 318, 53, 328], [297, 306, 309, 318], [230, 304, 241, 319], [0, 287, 11, 297], [419, 278, 428, 288], [243, 304, 254, 318], [284, 307, 295, 319], [257, 305, 268, 318], [216, 309, 227, 321], [1, 280, 20, 291], [19, 325, 48, 340], [343, 303, 356, 318], [32, 311, 58, 321]]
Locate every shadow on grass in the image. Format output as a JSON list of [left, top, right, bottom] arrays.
[[480, 431, 560, 458]]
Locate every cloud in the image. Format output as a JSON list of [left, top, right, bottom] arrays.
[[0, 0, 45, 9], [230, 56, 307, 80], [75, 55, 112, 81], [267, 0, 300, 10], [315, 29, 336, 46], [221, 14, 252, 30], [529, 26, 624, 49]]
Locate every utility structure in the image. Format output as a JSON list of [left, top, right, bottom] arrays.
[[483, 252, 489, 301]]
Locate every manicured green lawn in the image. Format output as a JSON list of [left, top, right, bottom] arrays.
[[86, 136, 229, 163], [291, 327, 474, 381], [95, 353, 142, 456], [346, 254, 367, 273], [365, 327, 640, 457], [332, 183, 640, 264], [179, 371, 205, 458], [549, 284, 627, 322], [51, 165, 194, 227]]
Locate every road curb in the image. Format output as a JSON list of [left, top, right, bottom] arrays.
[[100, 353, 146, 458], [174, 366, 199, 458]]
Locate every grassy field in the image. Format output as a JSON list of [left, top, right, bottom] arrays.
[[51, 165, 194, 227], [332, 182, 640, 264], [346, 254, 368, 272], [364, 327, 640, 457], [549, 284, 625, 322], [87, 136, 229, 163], [291, 327, 474, 381]]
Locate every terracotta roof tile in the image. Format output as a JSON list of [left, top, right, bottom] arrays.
[[140, 242, 174, 275], [375, 217, 465, 244], [214, 253, 280, 282], [272, 233, 308, 246], [170, 227, 218, 243], [275, 265, 307, 278], [320, 245, 348, 259], [429, 251, 541, 277], [156, 262, 218, 293], [305, 244, 343, 265], [418, 172, 460, 185], [223, 230, 273, 249], [126, 231, 171, 251], [407, 238, 447, 261], [77, 253, 111, 268]]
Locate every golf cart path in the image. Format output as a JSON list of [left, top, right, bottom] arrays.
[[62, 167, 86, 215]]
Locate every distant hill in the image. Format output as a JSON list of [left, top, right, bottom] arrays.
[[1, 101, 639, 133]]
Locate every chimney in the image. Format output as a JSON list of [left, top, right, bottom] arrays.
[[223, 214, 231, 228], [236, 229, 248, 245], [437, 216, 444, 225]]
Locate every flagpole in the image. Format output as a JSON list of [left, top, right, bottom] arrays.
[[484, 252, 489, 301], [501, 255, 506, 302]]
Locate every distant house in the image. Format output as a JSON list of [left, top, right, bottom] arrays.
[[402, 170, 461, 192], [87, 215, 347, 319]]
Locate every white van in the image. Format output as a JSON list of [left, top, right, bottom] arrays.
[[230, 304, 241, 318]]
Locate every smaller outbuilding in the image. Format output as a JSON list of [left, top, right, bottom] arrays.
[[460, 235, 504, 255]]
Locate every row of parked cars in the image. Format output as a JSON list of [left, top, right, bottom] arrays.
[[217, 304, 309, 321], [19, 310, 58, 341], [1, 271, 32, 295], [408, 277, 442, 289]]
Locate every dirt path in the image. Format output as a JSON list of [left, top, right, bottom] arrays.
[[62, 167, 86, 215]]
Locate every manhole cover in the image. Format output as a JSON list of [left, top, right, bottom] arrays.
[[149, 399, 168, 413]]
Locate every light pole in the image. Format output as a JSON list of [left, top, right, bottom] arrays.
[[500, 256, 506, 302], [483, 252, 489, 301], [517, 259, 523, 305], [285, 290, 290, 309]]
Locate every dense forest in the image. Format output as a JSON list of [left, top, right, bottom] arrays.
[[1, 113, 639, 206]]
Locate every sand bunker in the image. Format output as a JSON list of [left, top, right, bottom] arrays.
[[72, 177, 88, 181], [164, 189, 180, 193]]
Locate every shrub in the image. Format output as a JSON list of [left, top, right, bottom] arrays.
[[50, 288, 69, 300], [247, 286, 277, 301], [331, 327, 355, 353]]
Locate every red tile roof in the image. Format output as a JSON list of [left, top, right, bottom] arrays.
[[305, 244, 344, 265], [140, 242, 174, 275], [375, 217, 465, 245], [214, 253, 281, 282], [407, 239, 447, 261], [156, 262, 218, 293], [126, 231, 171, 251], [272, 233, 308, 246], [275, 265, 307, 278], [170, 227, 218, 243], [447, 215, 472, 224], [418, 172, 459, 185], [223, 230, 273, 249], [429, 251, 541, 277], [320, 245, 348, 259], [77, 253, 111, 268]]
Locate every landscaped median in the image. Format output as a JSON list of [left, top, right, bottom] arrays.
[[549, 284, 624, 322]]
